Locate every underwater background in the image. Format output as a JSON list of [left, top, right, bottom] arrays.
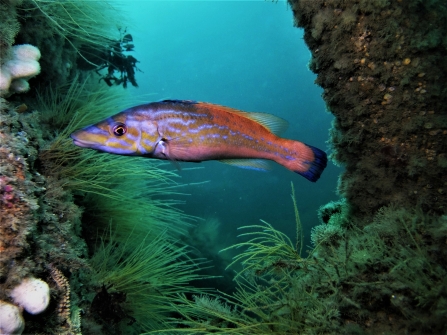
[[1, 0, 446, 334], [127, 0, 341, 248]]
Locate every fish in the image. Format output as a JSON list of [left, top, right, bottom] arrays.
[[70, 100, 327, 182]]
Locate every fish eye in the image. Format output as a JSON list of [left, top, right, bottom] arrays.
[[113, 123, 127, 136]]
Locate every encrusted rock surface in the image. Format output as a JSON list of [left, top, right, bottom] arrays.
[[289, 0, 447, 219]]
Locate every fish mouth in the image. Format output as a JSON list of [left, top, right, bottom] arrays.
[[71, 133, 94, 148], [72, 139, 91, 148]]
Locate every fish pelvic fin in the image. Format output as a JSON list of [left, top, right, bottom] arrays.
[[280, 141, 328, 182]]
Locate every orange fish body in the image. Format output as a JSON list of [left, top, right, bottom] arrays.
[[71, 100, 327, 182]]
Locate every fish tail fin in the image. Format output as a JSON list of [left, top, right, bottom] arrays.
[[280, 141, 328, 182]]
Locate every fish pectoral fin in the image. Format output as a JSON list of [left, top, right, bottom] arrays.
[[166, 137, 193, 160], [219, 158, 272, 172], [168, 158, 182, 171], [155, 139, 182, 171]]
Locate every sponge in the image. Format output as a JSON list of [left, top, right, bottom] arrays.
[[10, 277, 50, 315], [0, 300, 25, 335], [0, 44, 41, 97]]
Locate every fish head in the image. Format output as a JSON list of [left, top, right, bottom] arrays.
[[70, 111, 160, 155]]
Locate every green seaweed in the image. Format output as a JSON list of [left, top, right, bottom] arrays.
[[89, 227, 207, 333], [152, 190, 447, 334], [20, 0, 123, 67]]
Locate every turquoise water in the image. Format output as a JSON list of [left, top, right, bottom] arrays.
[[126, 1, 341, 255]]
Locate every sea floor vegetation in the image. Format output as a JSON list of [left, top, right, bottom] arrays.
[[151, 185, 447, 335], [2, 0, 209, 333], [1, 73, 206, 334], [37, 77, 202, 332], [87, 227, 208, 333]]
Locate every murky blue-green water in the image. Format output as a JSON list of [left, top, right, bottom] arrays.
[[124, 0, 341, 256]]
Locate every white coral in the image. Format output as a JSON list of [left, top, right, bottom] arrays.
[[0, 300, 25, 335], [10, 277, 50, 315], [0, 44, 41, 97]]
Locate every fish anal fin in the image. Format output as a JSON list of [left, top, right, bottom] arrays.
[[219, 158, 271, 172]]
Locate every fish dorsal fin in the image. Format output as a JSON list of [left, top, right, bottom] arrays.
[[159, 99, 198, 105], [199, 103, 288, 135], [239, 111, 289, 135], [219, 158, 272, 171]]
